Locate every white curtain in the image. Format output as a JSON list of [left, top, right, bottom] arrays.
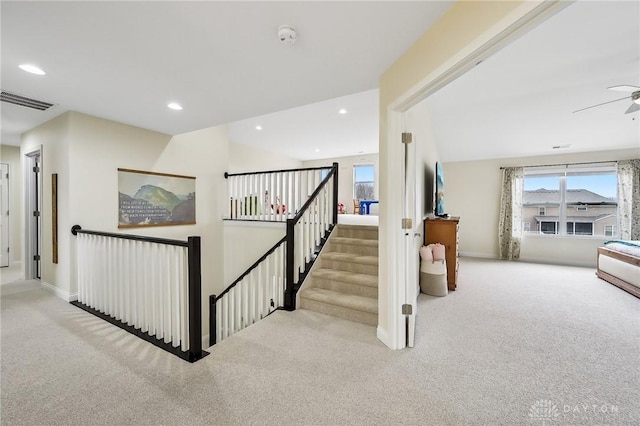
[[617, 159, 640, 240], [498, 167, 524, 260]]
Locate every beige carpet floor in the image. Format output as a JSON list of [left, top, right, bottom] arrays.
[[1, 258, 639, 425]]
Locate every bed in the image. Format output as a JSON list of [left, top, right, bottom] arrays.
[[596, 240, 640, 298]]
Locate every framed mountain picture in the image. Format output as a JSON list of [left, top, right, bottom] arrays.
[[117, 168, 196, 228]]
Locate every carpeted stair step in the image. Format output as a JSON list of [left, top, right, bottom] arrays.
[[329, 237, 378, 257], [309, 268, 378, 298], [334, 224, 378, 240], [319, 252, 378, 276], [299, 287, 377, 326]]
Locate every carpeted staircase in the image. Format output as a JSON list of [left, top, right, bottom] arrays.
[[299, 224, 378, 326]]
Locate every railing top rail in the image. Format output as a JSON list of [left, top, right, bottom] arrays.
[[215, 235, 287, 301], [290, 163, 337, 225], [225, 165, 332, 178], [71, 225, 190, 247]]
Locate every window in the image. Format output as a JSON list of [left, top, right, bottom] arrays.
[[604, 225, 615, 237], [354, 165, 375, 200], [567, 222, 593, 236], [523, 222, 530, 232], [523, 165, 617, 237], [540, 221, 557, 234]]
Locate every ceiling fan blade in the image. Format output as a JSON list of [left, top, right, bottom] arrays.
[[625, 102, 640, 114], [608, 85, 640, 92], [572, 96, 629, 113]]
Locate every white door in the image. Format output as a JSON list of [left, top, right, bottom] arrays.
[[25, 151, 42, 279], [402, 132, 419, 347], [0, 163, 9, 267]]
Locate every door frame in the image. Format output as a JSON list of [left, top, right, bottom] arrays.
[[0, 163, 9, 267], [379, 1, 568, 349], [24, 147, 42, 280]]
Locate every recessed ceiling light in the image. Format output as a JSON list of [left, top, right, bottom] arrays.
[[19, 64, 46, 75], [167, 102, 183, 111], [552, 144, 572, 149], [338, 109, 347, 114], [314, 149, 320, 153], [256, 125, 262, 130]]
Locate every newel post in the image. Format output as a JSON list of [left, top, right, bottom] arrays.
[[187, 236, 203, 360], [284, 218, 296, 310], [332, 162, 339, 224]]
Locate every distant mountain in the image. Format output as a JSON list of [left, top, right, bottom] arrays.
[[169, 197, 195, 223], [119, 192, 170, 225], [133, 185, 182, 211]]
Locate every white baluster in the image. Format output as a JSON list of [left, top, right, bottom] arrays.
[[78, 234, 85, 303], [160, 244, 170, 343], [229, 287, 235, 335], [273, 245, 280, 308], [222, 295, 229, 340], [236, 280, 242, 330], [180, 247, 188, 351]]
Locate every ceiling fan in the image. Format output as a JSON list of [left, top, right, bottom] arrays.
[[573, 85, 640, 114]]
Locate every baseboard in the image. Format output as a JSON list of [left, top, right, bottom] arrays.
[[41, 281, 78, 302], [518, 256, 595, 269], [459, 251, 498, 259], [377, 326, 394, 349]]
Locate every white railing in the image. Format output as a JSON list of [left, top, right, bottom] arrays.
[[212, 237, 286, 344], [211, 163, 339, 345], [226, 166, 332, 221], [289, 174, 335, 284], [72, 226, 207, 362]]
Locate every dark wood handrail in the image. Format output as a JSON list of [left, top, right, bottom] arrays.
[[71, 225, 189, 247], [284, 162, 338, 310], [71, 225, 207, 362], [225, 165, 332, 178], [212, 162, 339, 343], [290, 164, 337, 225]]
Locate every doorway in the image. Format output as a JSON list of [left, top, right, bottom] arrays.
[[0, 163, 9, 268], [380, 1, 568, 350], [25, 149, 42, 280]]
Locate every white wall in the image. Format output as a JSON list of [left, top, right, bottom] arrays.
[[444, 148, 640, 267], [223, 221, 286, 287], [23, 111, 229, 341], [228, 142, 302, 174], [303, 153, 379, 214], [0, 145, 23, 266], [378, 0, 550, 349], [405, 98, 441, 224], [22, 113, 71, 289]]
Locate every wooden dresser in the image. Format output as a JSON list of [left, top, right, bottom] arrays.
[[424, 217, 460, 291]]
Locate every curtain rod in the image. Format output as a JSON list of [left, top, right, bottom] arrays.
[[499, 160, 618, 170]]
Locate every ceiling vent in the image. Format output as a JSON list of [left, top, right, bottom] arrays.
[[1, 90, 54, 111]]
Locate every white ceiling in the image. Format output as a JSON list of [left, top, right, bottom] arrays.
[[207, 0, 640, 163], [1, 1, 452, 147], [3, 1, 638, 163], [229, 88, 379, 161], [427, 0, 640, 162]]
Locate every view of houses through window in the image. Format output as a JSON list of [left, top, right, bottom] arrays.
[[354, 165, 375, 201], [523, 166, 617, 237]]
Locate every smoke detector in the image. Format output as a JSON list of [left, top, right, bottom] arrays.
[[278, 25, 297, 44]]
